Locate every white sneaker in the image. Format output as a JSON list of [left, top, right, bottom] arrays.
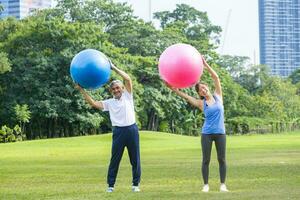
[[106, 187, 114, 193], [202, 184, 209, 192], [132, 186, 140, 192], [220, 184, 229, 192]]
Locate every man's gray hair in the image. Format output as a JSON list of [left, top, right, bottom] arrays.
[[109, 79, 123, 88]]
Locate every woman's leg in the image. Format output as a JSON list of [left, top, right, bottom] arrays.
[[201, 134, 213, 184], [214, 134, 226, 183]]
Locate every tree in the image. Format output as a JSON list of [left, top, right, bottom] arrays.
[[289, 68, 300, 84], [0, 11, 150, 138], [1, 1, 299, 139], [14, 104, 31, 134], [55, 0, 134, 29], [0, 16, 112, 138], [237, 65, 270, 93], [0, 52, 11, 112], [216, 55, 271, 94], [295, 82, 300, 95], [0, 3, 3, 14], [154, 4, 222, 56], [216, 55, 250, 79], [0, 52, 11, 74], [259, 77, 300, 120]]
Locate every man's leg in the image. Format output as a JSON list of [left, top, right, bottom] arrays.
[[107, 127, 126, 187], [126, 124, 141, 187]]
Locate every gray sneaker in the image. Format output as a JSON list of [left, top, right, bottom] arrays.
[[132, 186, 140, 192], [220, 184, 229, 192], [202, 184, 209, 192], [106, 187, 114, 193]]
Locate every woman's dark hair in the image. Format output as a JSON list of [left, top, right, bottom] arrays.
[[195, 81, 208, 93], [195, 82, 200, 93]]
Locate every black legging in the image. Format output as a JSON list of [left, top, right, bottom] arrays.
[[201, 134, 226, 184]]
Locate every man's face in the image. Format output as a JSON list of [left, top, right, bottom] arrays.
[[110, 82, 124, 99]]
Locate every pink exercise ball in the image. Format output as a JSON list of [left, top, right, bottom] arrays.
[[158, 43, 203, 88]]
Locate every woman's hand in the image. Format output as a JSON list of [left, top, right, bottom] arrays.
[[163, 81, 178, 91], [202, 56, 209, 69]]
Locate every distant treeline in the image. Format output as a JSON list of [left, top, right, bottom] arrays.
[[1, 0, 300, 142]]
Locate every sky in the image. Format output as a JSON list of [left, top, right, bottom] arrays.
[[114, 0, 260, 64]]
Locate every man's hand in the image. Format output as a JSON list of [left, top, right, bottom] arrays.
[[108, 59, 116, 70], [74, 83, 83, 91]]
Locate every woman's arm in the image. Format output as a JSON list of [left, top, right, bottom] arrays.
[[164, 82, 203, 110], [202, 57, 222, 99]]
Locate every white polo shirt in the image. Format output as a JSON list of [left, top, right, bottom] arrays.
[[101, 90, 136, 127]]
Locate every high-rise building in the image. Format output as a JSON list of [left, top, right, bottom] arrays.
[[0, 0, 52, 19], [259, 0, 300, 77]]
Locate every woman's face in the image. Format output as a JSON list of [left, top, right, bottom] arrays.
[[198, 84, 210, 97]]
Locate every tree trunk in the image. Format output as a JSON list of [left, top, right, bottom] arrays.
[[148, 111, 156, 131], [47, 119, 51, 138], [147, 110, 155, 130], [154, 115, 159, 131]]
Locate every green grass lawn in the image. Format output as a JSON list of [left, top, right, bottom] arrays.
[[0, 131, 300, 200]]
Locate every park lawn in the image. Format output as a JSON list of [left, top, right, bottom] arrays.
[[0, 131, 299, 200]]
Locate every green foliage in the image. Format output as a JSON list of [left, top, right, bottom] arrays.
[[0, 128, 5, 142], [216, 55, 250, 79], [237, 64, 271, 93], [0, 1, 299, 139], [227, 117, 261, 134], [14, 104, 31, 135], [295, 82, 300, 95], [13, 124, 23, 140], [0, 3, 3, 14], [0, 125, 17, 143], [216, 55, 272, 94], [226, 116, 300, 134], [158, 121, 171, 133], [216, 55, 300, 134], [0, 52, 11, 98], [258, 77, 300, 120], [154, 4, 222, 54], [0, 52, 11, 74], [289, 68, 300, 84], [14, 104, 31, 124]]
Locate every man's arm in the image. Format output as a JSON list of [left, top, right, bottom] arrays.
[[75, 84, 104, 110], [110, 61, 132, 93]]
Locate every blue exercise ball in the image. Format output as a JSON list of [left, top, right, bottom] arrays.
[[70, 49, 111, 89]]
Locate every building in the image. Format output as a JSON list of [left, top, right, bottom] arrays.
[[259, 0, 300, 77], [0, 0, 52, 19]]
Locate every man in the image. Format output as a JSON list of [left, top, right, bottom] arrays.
[[75, 61, 141, 193]]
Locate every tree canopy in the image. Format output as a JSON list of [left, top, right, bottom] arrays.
[[0, 0, 299, 140]]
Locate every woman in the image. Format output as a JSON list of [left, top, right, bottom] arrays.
[[165, 57, 228, 192]]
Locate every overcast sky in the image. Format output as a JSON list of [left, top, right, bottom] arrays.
[[114, 0, 260, 64]]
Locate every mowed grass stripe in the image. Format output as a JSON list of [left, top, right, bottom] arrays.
[[0, 132, 299, 200]]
